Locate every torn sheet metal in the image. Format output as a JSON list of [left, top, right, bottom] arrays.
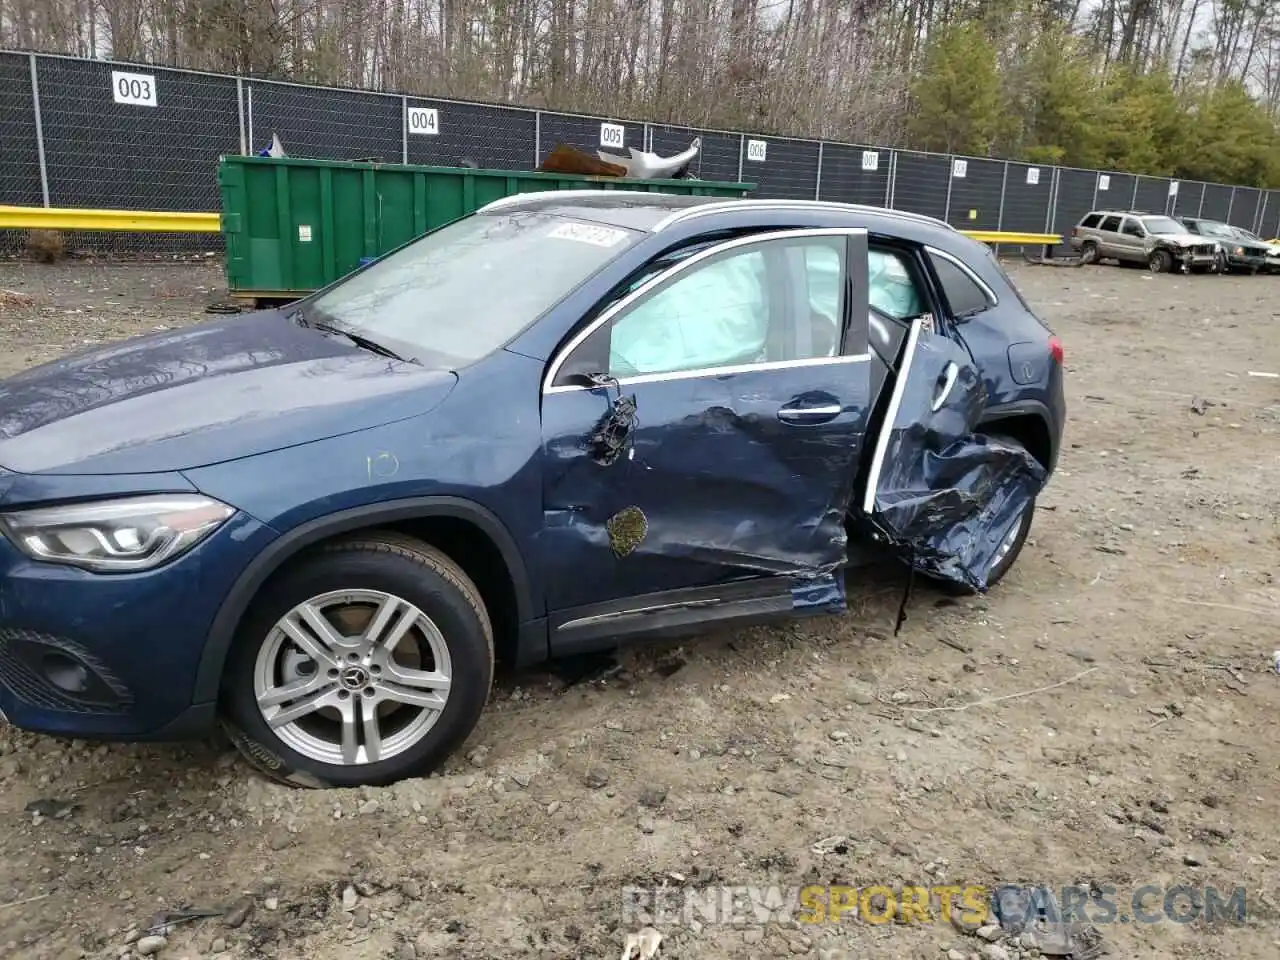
[[862, 318, 1047, 592]]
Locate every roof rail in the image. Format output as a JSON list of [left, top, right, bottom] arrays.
[[653, 198, 960, 233], [477, 189, 635, 214]]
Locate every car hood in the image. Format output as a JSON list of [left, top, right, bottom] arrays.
[[0, 310, 457, 475], [1151, 231, 1215, 247]]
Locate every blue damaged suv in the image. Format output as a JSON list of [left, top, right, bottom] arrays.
[[0, 193, 1065, 787]]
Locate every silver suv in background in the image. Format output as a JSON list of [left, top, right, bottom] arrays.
[[1068, 210, 1221, 274]]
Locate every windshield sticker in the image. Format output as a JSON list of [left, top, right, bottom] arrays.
[[547, 222, 630, 247]]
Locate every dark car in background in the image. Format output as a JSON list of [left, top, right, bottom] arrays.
[[0, 193, 1065, 788], [1178, 216, 1269, 274]]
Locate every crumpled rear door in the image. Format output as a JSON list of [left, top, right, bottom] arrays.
[[859, 316, 1047, 592]]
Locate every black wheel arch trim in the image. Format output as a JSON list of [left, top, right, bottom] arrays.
[[191, 496, 535, 704], [978, 399, 1060, 471]]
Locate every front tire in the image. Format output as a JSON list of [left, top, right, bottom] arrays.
[[1149, 250, 1174, 273], [221, 532, 494, 788]]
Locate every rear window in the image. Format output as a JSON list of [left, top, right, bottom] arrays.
[[977, 245, 1045, 323], [929, 252, 993, 318], [1080, 213, 1102, 229]]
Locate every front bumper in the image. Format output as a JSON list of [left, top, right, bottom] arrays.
[[1226, 252, 1267, 271], [1175, 247, 1220, 268], [0, 511, 274, 740]]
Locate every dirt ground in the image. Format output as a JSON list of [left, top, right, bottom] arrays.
[[0, 257, 1277, 960]]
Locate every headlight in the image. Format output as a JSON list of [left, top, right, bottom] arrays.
[[1234, 246, 1244, 256], [0, 495, 234, 572]]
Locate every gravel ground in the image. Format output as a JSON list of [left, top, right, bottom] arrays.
[[0, 259, 1277, 960]]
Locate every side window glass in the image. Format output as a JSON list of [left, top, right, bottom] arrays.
[[798, 240, 844, 359], [606, 248, 770, 377], [1080, 214, 1101, 228], [868, 248, 925, 321], [1120, 218, 1142, 237], [928, 253, 993, 318], [1099, 215, 1122, 232]]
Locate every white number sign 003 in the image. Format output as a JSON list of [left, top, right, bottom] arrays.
[[407, 107, 439, 135], [952, 159, 968, 178], [600, 123, 625, 149], [1026, 167, 1040, 185], [112, 71, 157, 107]]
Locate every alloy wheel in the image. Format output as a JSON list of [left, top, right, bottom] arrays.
[[991, 509, 1027, 573], [252, 589, 453, 766]]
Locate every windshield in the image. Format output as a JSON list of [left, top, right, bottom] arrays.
[[1141, 216, 1185, 235], [1233, 226, 1261, 241], [1194, 220, 1235, 238], [305, 211, 641, 366]]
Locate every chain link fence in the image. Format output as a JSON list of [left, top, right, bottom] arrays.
[[5, 49, 1280, 260]]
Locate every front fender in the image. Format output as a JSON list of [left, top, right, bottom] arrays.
[[190, 495, 536, 704]]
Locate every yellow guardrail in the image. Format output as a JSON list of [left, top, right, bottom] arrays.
[[964, 231, 1060, 245], [0, 204, 1061, 246], [0, 205, 221, 233]]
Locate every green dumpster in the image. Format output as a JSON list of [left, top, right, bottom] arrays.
[[217, 155, 755, 304]]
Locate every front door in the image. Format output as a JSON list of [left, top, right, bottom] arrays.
[[859, 316, 1046, 591], [539, 229, 872, 654]]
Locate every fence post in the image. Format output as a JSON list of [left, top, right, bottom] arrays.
[[814, 142, 824, 200], [1043, 169, 1057, 234], [1225, 186, 1236, 224], [1255, 192, 1268, 235], [994, 160, 1008, 258], [533, 111, 542, 167], [1129, 177, 1139, 210], [236, 77, 247, 155], [737, 135, 745, 184], [886, 151, 896, 208], [401, 96, 408, 164], [246, 85, 255, 157], [28, 54, 50, 208], [943, 156, 955, 223]]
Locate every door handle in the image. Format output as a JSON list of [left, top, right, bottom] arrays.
[[932, 362, 959, 413], [777, 403, 842, 424]]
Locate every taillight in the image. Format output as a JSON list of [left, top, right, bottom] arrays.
[[1049, 335, 1064, 365], [1071, 227, 1079, 237]]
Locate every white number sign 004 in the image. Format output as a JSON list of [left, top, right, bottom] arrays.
[[407, 106, 439, 135]]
